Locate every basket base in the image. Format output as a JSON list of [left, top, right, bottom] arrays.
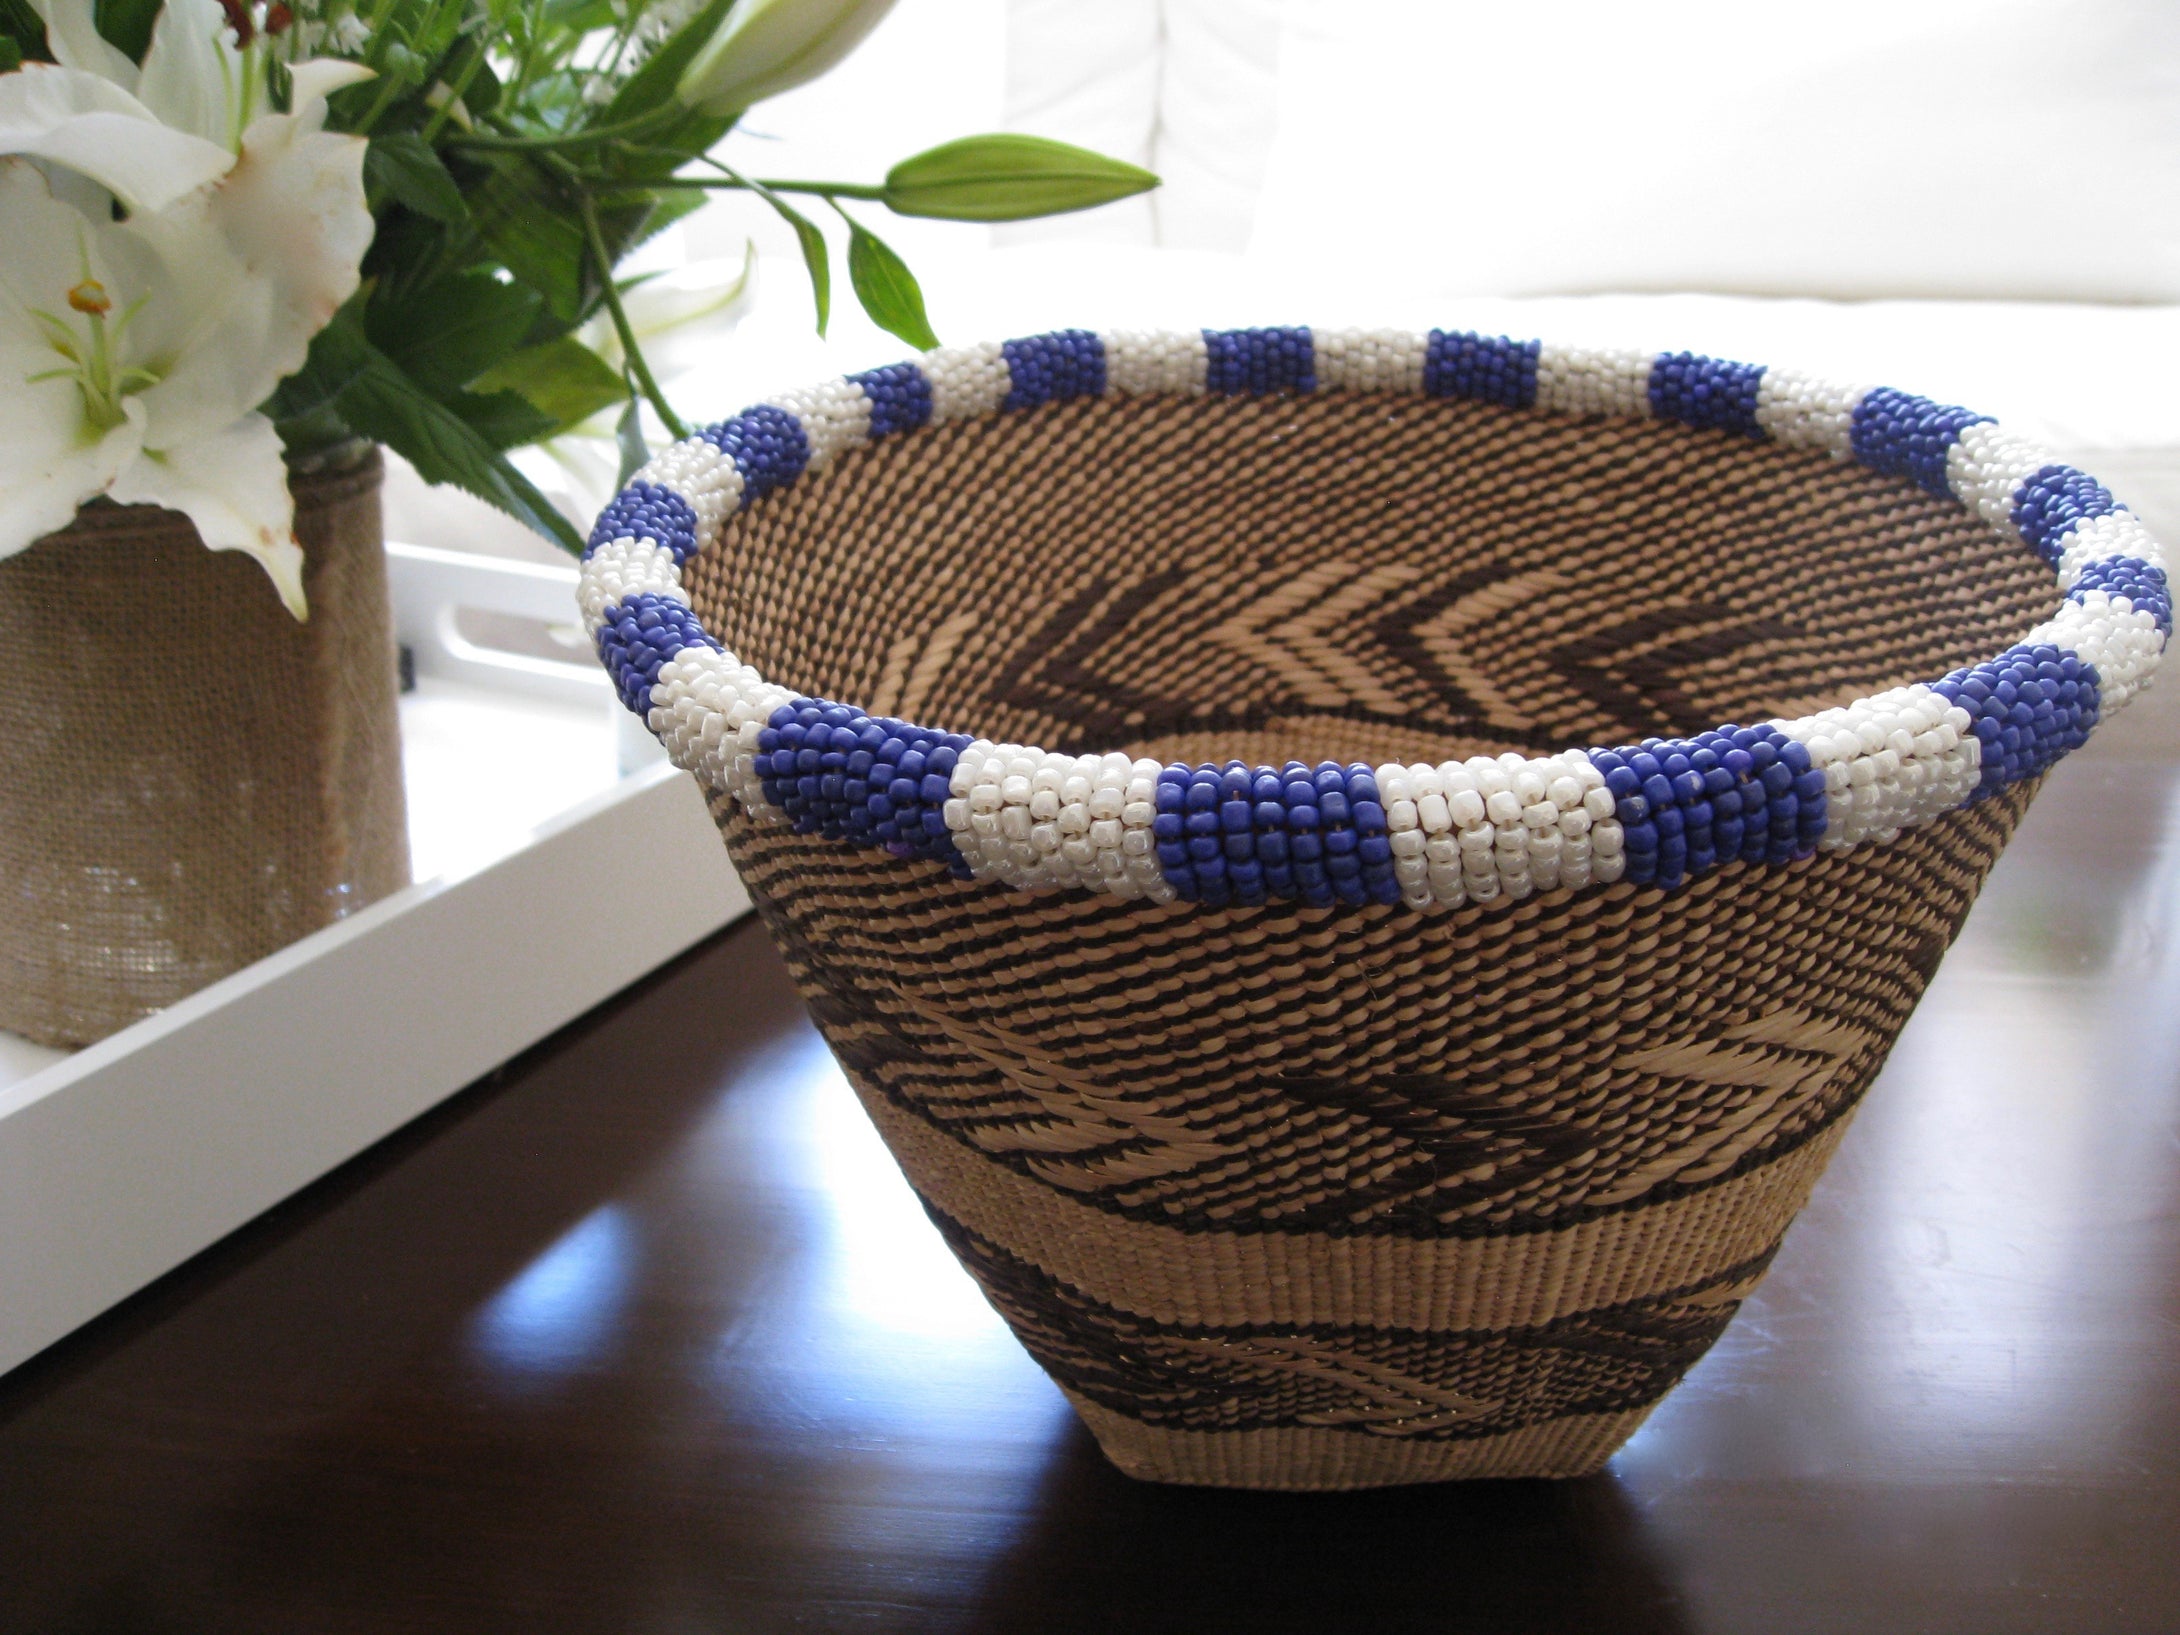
[[1070, 1398, 1653, 1490]]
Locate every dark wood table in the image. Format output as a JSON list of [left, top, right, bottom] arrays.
[[5, 680, 2177, 1634]]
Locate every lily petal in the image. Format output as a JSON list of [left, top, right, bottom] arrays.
[[27, 0, 140, 90], [130, 110, 369, 448], [0, 160, 150, 550], [0, 385, 145, 560], [286, 58, 376, 110], [135, 0, 249, 150], [0, 63, 233, 212], [108, 411, 307, 618]]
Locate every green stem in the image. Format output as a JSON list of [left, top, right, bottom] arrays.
[[577, 189, 688, 441], [450, 105, 682, 153], [351, 59, 409, 134], [599, 174, 887, 201], [420, 38, 490, 142], [747, 178, 886, 200]]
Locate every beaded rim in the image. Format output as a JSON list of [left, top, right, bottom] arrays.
[[578, 326, 2170, 913]]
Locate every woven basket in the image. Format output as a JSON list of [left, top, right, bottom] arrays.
[[580, 328, 2168, 1490], [0, 450, 409, 1048]]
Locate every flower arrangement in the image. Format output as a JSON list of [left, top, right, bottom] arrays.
[[0, 0, 1155, 613]]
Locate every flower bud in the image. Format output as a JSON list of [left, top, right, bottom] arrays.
[[676, 0, 898, 116], [884, 135, 1158, 222]]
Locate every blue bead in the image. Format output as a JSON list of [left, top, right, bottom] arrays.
[[1648, 352, 1765, 440], [1424, 330, 1540, 408], [1849, 387, 1991, 496], [846, 361, 934, 440], [1205, 326, 1316, 395], [586, 481, 701, 563]]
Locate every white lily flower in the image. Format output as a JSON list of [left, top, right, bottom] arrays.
[[0, 59, 232, 213], [0, 0, 373, 615], [677, 0, 898, 116]]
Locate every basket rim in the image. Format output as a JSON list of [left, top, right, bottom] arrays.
[[577, 325, 2169, 912]]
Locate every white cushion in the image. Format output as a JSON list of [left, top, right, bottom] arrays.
[[1249, 0, 2180, 303]]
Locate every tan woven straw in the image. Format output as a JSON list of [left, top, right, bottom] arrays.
[[657, 386, 2059, 1488], [583, 306, 2171, 1485]]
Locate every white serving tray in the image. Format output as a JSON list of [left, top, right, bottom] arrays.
[[0, 546, 749, 1377]]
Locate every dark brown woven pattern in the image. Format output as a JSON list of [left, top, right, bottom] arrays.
[[683, 392, 2056, 762], [0, 454, 409, 1047], [934, 1212, 1777, 1441], [678, 386, 2049, 1487]]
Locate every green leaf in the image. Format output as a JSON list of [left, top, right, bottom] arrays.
[[0, 34, 21, 70], [470, 158, 592, 318], [603, 0, 736, 122], [267, 298, 375, 425], [365, 132, 468, 224], [458, 47, 501, 120], [449, 387, 558, 450], [305, 313, 583, 550], [93, 0, 159, 63], [885, 134, 1159, 222], [470, 156, 692, 323], [615, 390, 647, 488], [473, 335, 628, 433], [754, 189, 829, 336], [844, 218, 937, 351], [343, 363, 585, 550], [0, 0, 49, 62], [368, 269, 543, 396], [627, 175, 709, 247], [545, 0, 619, 29]]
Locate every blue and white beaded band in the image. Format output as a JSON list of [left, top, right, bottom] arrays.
[[578, 327, 2169, 913]]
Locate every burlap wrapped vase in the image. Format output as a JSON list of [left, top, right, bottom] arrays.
[[580, 327, 2168, 1489], [0, 449, 410, 1048]]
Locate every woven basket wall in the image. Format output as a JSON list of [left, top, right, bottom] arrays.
[[0, 451, 410, 1048], [658, 387, 2060, 1489]]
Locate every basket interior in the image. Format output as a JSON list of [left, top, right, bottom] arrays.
[[682, 390, 2057, 764]]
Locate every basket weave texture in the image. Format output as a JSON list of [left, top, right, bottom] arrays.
[[0, 452, 409, 1047], [587, 336, 2166, 1488], [690, 393, 2042, 1486]]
